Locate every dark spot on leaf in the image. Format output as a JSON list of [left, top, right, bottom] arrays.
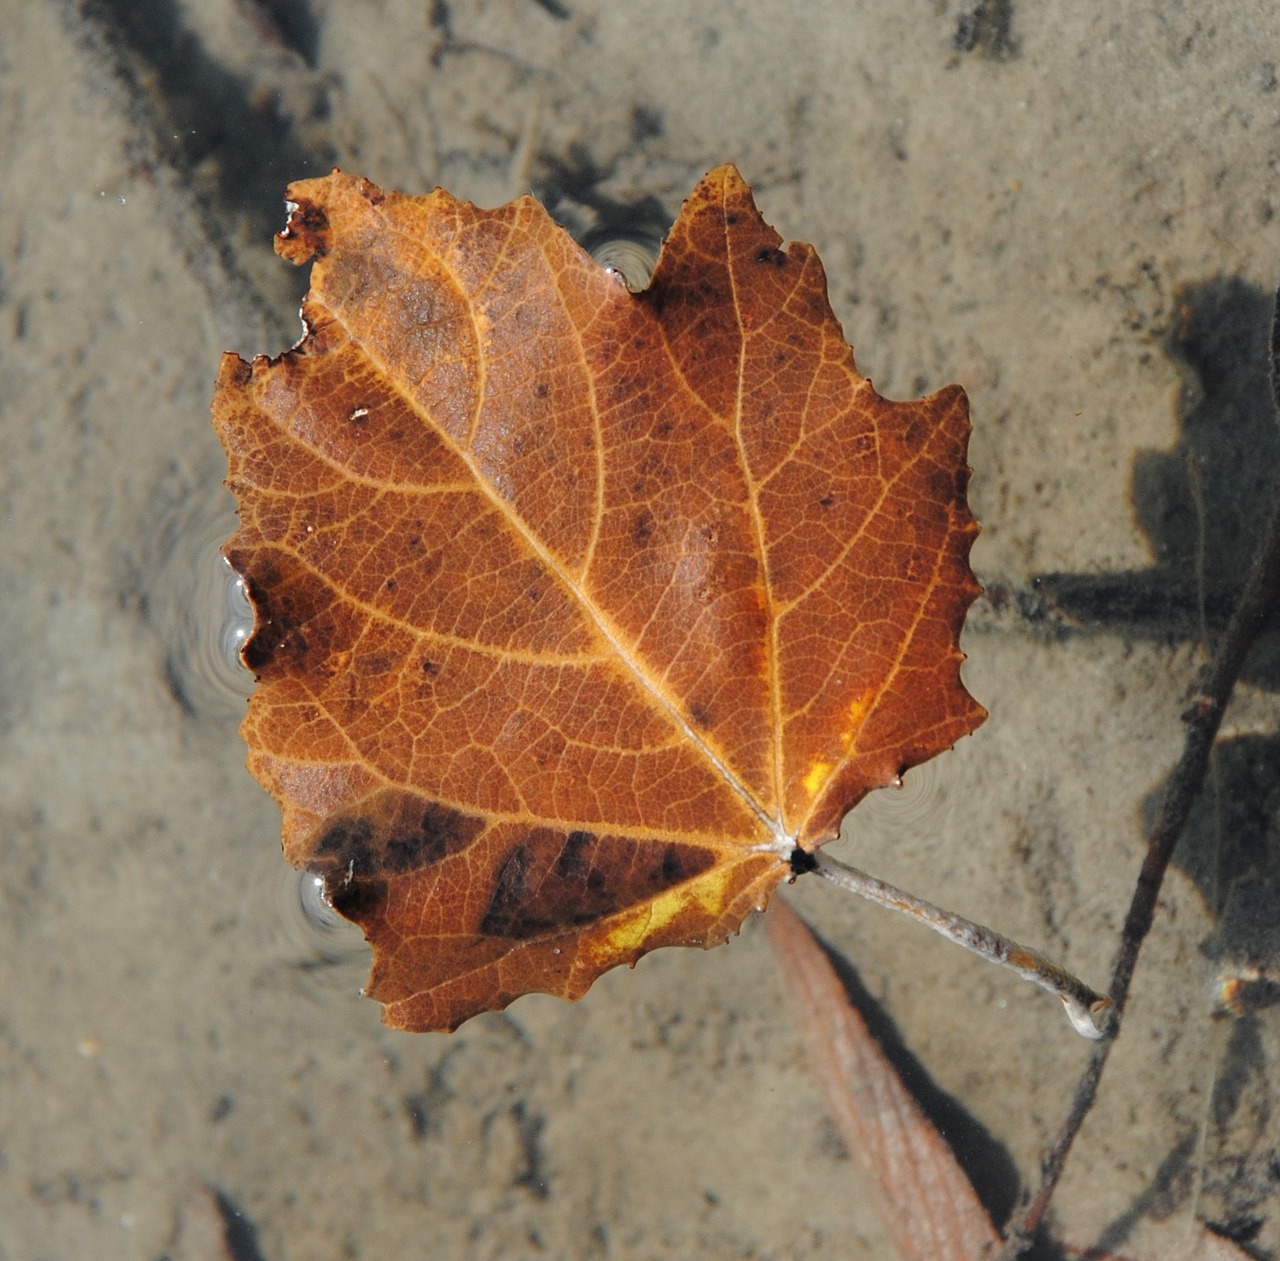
[[660, 845, 681, 882], [313, 797, 482, 878], [327, 873, 387, 919], [555, 830, 595, 882], [633, 510, 655, 544], [688, 702, 712, 729], [236, 554, 279, 590], [478, 832, 717, 940], [648, 842, 712, 888], [384, 803, 479, 872], [288, 202, 331, 257], [481, 845, 534, 936], [315, 818, 376, 872], [755, 246, 786, 267], [240, 623, 294, 673]]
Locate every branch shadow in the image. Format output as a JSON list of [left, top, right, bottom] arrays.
[[83, 0, 333, 222], [1147, 730, 1280, 972], [1034, 275, 1280, 690]]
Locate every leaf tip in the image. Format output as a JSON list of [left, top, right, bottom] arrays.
[[700, 161, 747, 191], [276, 195, 331, 264], [215, 350, 253, 390], [275, 168, 387, 264]]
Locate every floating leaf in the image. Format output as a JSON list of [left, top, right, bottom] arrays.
[[213, 165, 985, 1031]]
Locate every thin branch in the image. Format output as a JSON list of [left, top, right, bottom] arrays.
[[996, 283, 1280, 1259]]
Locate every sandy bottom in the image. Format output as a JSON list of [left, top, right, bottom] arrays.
[[3, 2, 1280, 1258]]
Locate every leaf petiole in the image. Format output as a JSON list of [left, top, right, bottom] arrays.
[[809, 852, 1114, 1039]]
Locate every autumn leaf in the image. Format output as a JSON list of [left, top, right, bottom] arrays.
[[212, 164, 985, 1032]]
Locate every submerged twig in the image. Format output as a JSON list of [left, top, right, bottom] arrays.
[[766, 896, 1003, 1261], [813, 852, 1113, 1038], [997, 282, 1280, 1259]]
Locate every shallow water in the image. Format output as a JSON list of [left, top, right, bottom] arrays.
[[149, 483, 255, 722], [4, 3, 1280, 1258]]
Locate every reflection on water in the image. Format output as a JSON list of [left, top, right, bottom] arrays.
[[588, 234, 659, 292], [149, 486, 255, 721], [846, 758, 951, 845], [270, 863, 371, 971]]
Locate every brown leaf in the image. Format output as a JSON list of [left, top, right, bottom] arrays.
[[213, 165, 985, 1031], [766, 895, 1001, 1261]]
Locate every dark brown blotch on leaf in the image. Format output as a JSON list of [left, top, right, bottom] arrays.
[[479, 831, 717, 940], [311, 794, 484, 879]]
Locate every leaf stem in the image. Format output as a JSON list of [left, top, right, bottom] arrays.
[[811, 852, 1113, 1038]]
